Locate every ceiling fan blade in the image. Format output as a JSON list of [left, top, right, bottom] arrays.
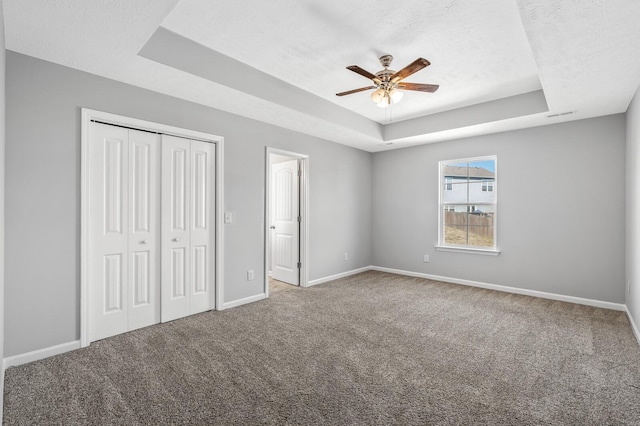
[[336, 86, 376, 96], [347, 66, 382, 84], [390, 58, 431, 83], [397, 82, 439, 93]]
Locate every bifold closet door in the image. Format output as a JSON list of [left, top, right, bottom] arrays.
[[161, 135, 215, 322], [88, 123, 160, 342]]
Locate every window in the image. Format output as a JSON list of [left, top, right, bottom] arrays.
[[482, 180, 494, 192], [444, 177, 453, 191], [438, 156, 497, 253]]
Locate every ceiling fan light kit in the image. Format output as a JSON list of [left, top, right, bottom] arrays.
[[336, 54, 439, 108]]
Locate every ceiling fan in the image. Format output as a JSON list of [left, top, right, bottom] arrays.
[[336, 55, 439, 108]]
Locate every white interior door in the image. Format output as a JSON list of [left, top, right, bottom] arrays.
[[162, 135, 190, 322], [189, 140, 215, 314], [271, 159, 300, 285], [161, 135, 215, 322], [89, 123, 160, 342], [128, 129, 160, 331]]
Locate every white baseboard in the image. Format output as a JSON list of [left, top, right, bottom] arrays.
[[371, 266, 627, 312], [3, 340, 81, 369], [307, 266, 372, 287], [221, 293, 266, 310], [626, 308, 640, 347]]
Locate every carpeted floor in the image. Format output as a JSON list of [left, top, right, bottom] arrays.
[[3, 271, 640, 425]]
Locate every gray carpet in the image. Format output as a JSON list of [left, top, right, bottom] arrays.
[[3, 271, 640, 425]]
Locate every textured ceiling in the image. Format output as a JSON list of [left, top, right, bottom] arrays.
[[162, 0, 541, 123], [3, 0, 640, 152]]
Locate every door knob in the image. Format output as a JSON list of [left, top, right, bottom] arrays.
[[270, 226, 276, 229], [173, 237, 180, 242], [140, 240, 148, 245]]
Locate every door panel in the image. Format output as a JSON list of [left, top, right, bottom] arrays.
[[271, 159, 299, 285], [172, 149, 187, 231], [127, 130, 160, 331], [193, 246, 207, 294], [132, 251, 150, 306], [104, 139, 124, 234], [89, 123, 129, 341], [103, 254, 124, 312], [162, 135, 191, 322], [171, 247, 187, 297], [190, 140, 215, 314]]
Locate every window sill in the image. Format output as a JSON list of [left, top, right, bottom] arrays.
[[435, 245, 501, 256]]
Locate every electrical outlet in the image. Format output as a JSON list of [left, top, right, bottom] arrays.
[[344, 253, 348, 261], [247, 269, 255, 281], [224, 212, 233, 224], [423, 255, 430, 263]]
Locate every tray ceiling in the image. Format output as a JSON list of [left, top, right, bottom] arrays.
[[3, 0, 640, 151]]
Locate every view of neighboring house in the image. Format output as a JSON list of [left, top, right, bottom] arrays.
[[442, 164, 495, 213]]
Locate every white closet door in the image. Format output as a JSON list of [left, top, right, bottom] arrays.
[[161, 135, 191, 322], [89, 125, 215, 340], [127, 130, 160, 331], [89, 123, 129, 341], [189, 140, 215, 315], [89, 123, 161, 342], [161, 136, 215, 321]]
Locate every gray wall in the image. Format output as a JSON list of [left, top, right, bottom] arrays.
[[4, 52, 372, 357], [626, 84, 640, 332], [372, 115, 626, 303], [0, 1, 6, 421], [3, 48, 633, 360]]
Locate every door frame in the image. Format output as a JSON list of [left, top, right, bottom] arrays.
[[264, 147, 309, 296], [80, 108, 225, 347]]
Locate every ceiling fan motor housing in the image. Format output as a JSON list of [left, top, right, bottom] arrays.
[[376, 55, 396, 89]]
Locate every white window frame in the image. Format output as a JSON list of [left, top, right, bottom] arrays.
[[436, 155, 500, 255]]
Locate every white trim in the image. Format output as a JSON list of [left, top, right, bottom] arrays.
[[215, 135, 225, 311], [221, 293, 266, 310], [3, 341, 81, 369], [435, 245, 501, 255], [81, 109, 220, 142], [626, 308, 640, 347], [80, 110, 90, 348], [308, 266, 372, 287], [370, 266, 627, 311], [80, 108, 225, 347], [264, 148, 310, 296]]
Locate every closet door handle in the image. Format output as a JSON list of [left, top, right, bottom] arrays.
[[139, 240, 148, 245], [172, 237, 180, 242]]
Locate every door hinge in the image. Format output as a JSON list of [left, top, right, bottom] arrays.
[[298, 169, 302, 177], [297, 262, 302, 269], [297, 216, 301, 222]]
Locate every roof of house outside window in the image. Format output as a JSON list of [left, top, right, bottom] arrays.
[[444, 165, 495, 179]]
